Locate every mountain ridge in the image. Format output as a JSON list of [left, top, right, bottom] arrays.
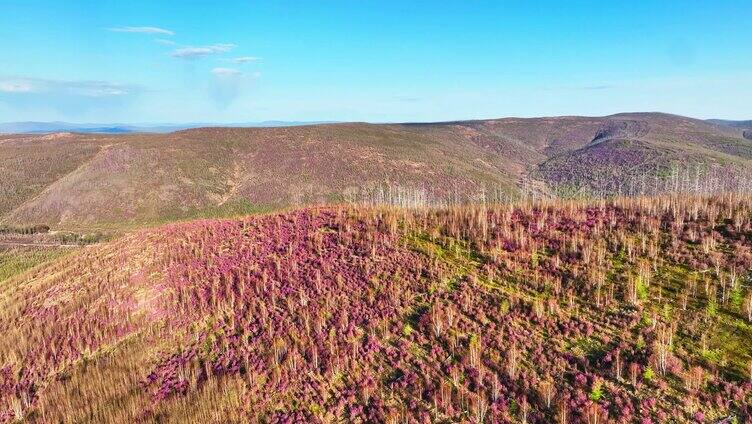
[[1, 112, 751, 228], [3, 112, 750, 135]]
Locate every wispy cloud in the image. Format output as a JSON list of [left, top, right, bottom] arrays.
[[0, 77, 138, 97], [209, 68, 260, 109], [155, 38, 177, 46], [107, 26, 174, 36], [231, 56, 261, 64], [211, 68, 261, 80], [211, 68, 243, 77], [0, 80, 34, 93], [171, 43, 235, 59], [0, 76, 142, 118]]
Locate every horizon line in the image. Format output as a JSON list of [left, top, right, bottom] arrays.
[[1, 111, 750, 129]]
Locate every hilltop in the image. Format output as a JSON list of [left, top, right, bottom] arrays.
[[0, 195, 750, 422], [1, 113, 751, 228]]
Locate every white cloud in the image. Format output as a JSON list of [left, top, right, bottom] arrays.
[[231, 56, 261, 64], [86, 86, 129, 97], [155, 38, 177, 46], [0, 80, 34, 93], [211, 68, 243, 77], [0, 76, 141, 118], [171, 43, 236, 59], [0, 77, 137, 97], [210, 69, 261, 79], [108, 26, 174, 36]]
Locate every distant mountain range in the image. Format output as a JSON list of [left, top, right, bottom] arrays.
[[0, 121, 339, 134], [1, 118, 750, 135], [708, 119, 752, 128]]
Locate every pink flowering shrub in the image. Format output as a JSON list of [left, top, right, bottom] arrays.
[[1, 196, 751, 422]]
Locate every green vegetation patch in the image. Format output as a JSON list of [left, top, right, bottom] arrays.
[[653, 262, 752, 381], [138, 198, 277, 228], [403, 231, 483, 288], [0, 248, 70, 283]]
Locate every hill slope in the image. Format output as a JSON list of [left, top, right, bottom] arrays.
[[1, 113, 751, 228], [0, 196, 750, 422], [709, 119, 752, 141]]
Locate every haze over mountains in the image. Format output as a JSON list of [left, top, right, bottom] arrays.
[[2, 117, 751, 135], [0, 121, 339, 134], [1, 112, 751, 228], [2, 117, 751, 136], [708, 119, 752, 129]]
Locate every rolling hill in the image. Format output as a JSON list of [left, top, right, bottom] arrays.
[[0, 196, 750, 422], [709, 120, 752, 141], [1, 113, 751, 228]]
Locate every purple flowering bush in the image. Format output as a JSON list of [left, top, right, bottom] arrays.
[[1, 196, 751, 422]]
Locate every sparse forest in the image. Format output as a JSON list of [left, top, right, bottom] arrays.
[[1, 194, 750, 423]]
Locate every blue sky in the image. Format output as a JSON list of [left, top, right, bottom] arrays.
[[1, 0, 750, 123]]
